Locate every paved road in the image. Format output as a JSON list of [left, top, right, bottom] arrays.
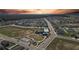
[[0, 34, 32, 49], [0, 18, 57, 50], [35, 18, 57, 50], [0, 25, 43, 50], [11, 24, 45, 28], [0, 24, 45, 29]]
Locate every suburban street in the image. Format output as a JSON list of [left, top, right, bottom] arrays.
[[0, 34, 32, 49], [35, 18, 57, 50], [0, 18, 60, 50], [10, 24, 45, 29], [0, 18, 77, 50]]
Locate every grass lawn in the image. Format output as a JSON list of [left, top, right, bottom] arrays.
[[0, 26, 44, 41], [46, 38, 79, 50]]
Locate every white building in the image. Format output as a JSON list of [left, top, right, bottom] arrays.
[[44, 27, 49, 33]]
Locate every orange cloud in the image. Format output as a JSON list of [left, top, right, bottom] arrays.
[[0, 9, 79, 14]]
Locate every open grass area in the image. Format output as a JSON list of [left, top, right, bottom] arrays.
[[0, 26, 44, 41], [46, 38, 79, 50]]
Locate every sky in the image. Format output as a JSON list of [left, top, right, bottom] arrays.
[[0, 9, 79, 14]]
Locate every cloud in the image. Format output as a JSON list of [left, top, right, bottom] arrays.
[[0, 9, 79, 14]]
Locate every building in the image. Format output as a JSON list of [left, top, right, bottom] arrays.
[[44, 27, 49, 33], [35, 27, 49, 36], [43, 27, 49, 36]]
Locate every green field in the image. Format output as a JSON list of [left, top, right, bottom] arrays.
[[46, 38, 79, 50], [0, 26, 44, 41]]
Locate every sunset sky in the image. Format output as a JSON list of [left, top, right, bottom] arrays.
[[0, 9, 79, 14]]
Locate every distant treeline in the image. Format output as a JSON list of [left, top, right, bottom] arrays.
[[0, 14, 78, 21], [0, 14, 53, 21]]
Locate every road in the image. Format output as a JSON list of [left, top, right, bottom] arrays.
[[11, 24, 45, 29], [0, 25, 46, 50], [0, 34, 32, 49], [0, 24, 45, 29], [0, 18, 57, 50], [35, 18, 57, 50]]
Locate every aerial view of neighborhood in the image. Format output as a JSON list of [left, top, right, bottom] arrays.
[[0, 9, 79, 50]]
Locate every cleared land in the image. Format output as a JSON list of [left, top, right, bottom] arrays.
[[0, 26, 44, 41], [46, 38, 79, 50]]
